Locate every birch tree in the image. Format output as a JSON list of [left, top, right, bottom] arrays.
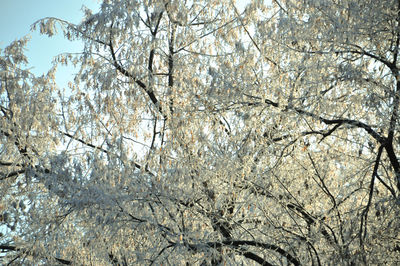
[[1, 0, 400, 265]]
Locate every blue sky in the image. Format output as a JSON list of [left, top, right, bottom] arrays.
[[1, 0, 249, 88], [0, 0, 100, 87]]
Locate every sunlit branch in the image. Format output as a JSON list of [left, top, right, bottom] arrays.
[[272, 0, 288, 13], [167, 23, 175, 115], [61, 131, 147, 173], [259, 97, 385, 144], [108, 29, 165, 119], [0, 129, 32, 164], [174, 17, 239, 53], [231, 1, 278, 67], [392, 0, 400, 66], [32, 17, 107, 46]]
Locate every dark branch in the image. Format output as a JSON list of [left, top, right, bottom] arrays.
[[61, 131, 146, 172], [287, 203, 337, 246], [108, 34, 165, 118], [0, 245, 71, 265], [242, 251, 274, 266], [190, 240, 301, 266], [0, 168, 26, 181], [360, 145, 384, 247]]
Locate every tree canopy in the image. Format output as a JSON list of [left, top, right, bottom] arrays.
[[1, 0, 400, 265]]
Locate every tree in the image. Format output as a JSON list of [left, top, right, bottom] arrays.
[[1, 0, 400, 264]]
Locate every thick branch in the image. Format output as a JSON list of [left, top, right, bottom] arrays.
[[388, 80, 400, 142], [190, 240, 301, 266], [384, 80, 400, 193], [261, 98, 385, 144], [359, 145, 384, 248], [287, 203, 337, 246], [0, 245, 71, 265], [108, 35, 164, 118], [383, 143, 400, 193], [167, 24, 175, 115], [242, 251, 274, 266], [0, 168, 26, 181]]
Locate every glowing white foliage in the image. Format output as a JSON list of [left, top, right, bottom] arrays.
[[1, 0, 400, 265]]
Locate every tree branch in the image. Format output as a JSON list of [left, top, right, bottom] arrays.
[[0, 168, 26, 181], [0, 245, 71, 265], [61, 131, 146, 173], [360, 145, 384, 248], [108, 31, 165, 118], [187, 240, 301, 266]]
